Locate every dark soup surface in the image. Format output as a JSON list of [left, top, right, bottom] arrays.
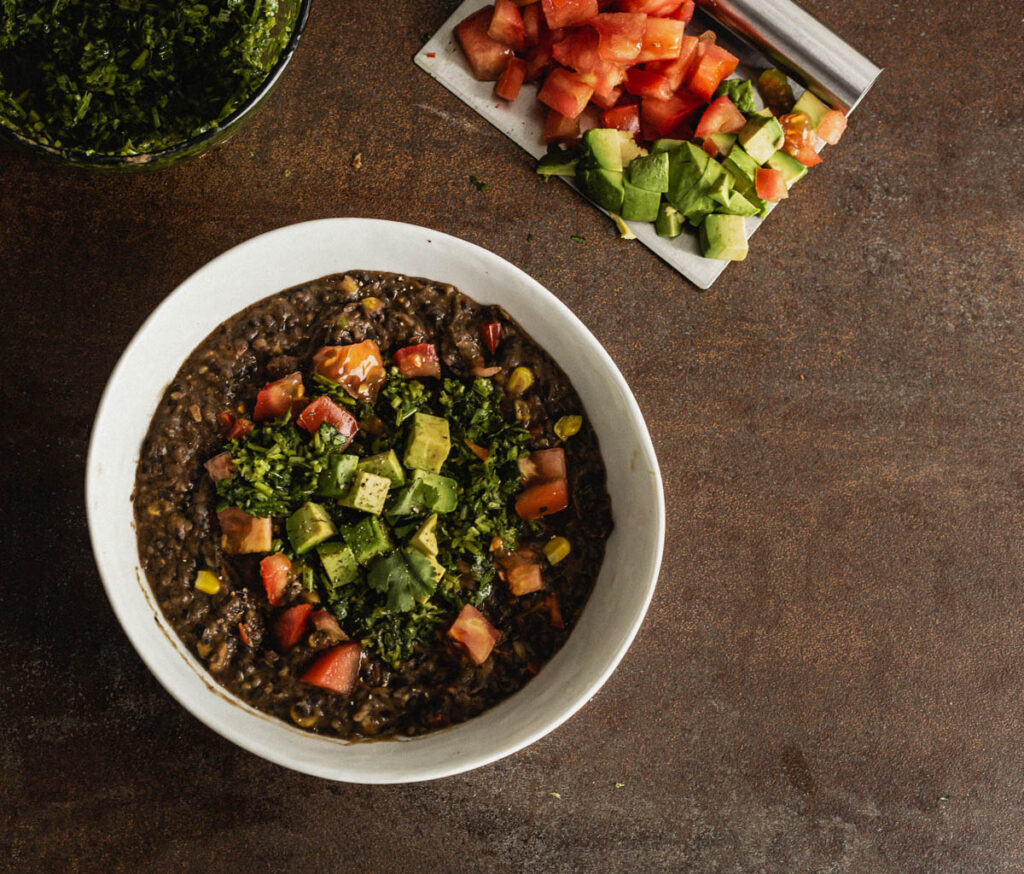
[[133, 271, 612, 739]]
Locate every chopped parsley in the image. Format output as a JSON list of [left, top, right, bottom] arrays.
[[469, 174, 488, 191]]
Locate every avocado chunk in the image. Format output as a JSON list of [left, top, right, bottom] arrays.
[[389, 469, 458, 518], [366, 551, 435, 613], [338, 469, 391, 515], [651, 138, 687, 154], [712, 78, 756, 114], [713, 187, 759, 217], [617, 130, 647, 166], [738, 115, 784, 165], [621, 179, 662, 222], [667, 143, 734, 226], [582, 128, 624, 172], [315, 452, 359, 498], [579, 167, 625, 213], [403, 412, 451, 474], [316, 541, 359, 590], [287, 501, 337, 555], [700, 214, 748, 261], [722, 144, 759, 188], [627, 151, 669, 193], [791, 89, 830, 130], [358, 449, 405, 486], [536, 145, 581, 178], [706, 132, 737, 158], [408, 513, 439, 556], [655, 203, 683, 238], [340, 515, 392, 565], [765, 149, 808, 188], [402, 546, 445, 585]]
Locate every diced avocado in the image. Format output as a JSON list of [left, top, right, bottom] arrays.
[[579, 167, 625, 213], [627, 151, 669, 193], [338, 469, 391, 515], [651, 138, 687, 154], [340, 515, 392, 565], [402, 546, 445, 586], [536, 145, 581, 178], [617, 130, 647, 166], [366, 551, 431, 613], [712, 78, 756, 114], [713, 187, 759, 217], [668, 144, 731, 226], [722, 144, 759, 189], [582, 128, 624, 172], [707, 132, 737, 158], [358, 449, 405, 486], [316, 541, 359, 590], [765, 149, 808, 188], [408, 513, 439, 557], [286, 501, 336, 555], [316, 453, 359, 498], [387, 470, 458, 518], [700, 214, 748, 261], [411, 470, 458, 513], [655, 203, 683, 238], [403, 412, 451, 474], [791, 89, 830, 130], [738, 115, 784, 164], [621, 179, 661, 222]]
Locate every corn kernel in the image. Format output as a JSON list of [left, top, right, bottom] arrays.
[[289, 705, 319, 728], [543, 537, 571, 565], [194, 570, 221, 595], [506, 366, 534, 396], [554, 415, 582, 440]]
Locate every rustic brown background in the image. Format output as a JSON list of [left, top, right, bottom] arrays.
[[3, 0, 1023, 871]]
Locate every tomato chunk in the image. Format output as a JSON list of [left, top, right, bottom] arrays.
[[254, 371, 305, 422], [260, 553, 292, 606], [218, 507, 272, 555], [640, 91, 703, 136], [489, 0, 527, 49], [495, 56, 528, 100], [538, 66, 594, 119], [516, 478, 569, 519], [204, 451, 235, 482], [591, 12, 646, 64], [817, 109, 847, 145], [686, 43, 739, 101], [551, 29, 625, 97], [590, 85, 624, 109], [669, 0, 694, 22], [546, 593, 565, 629], [617, 0, 681, 12], [302, 642, 362, 693], [694, 95, 746, 138], [521, 2, 544, 47], [646, 35, 698, 90], [274, 603, 313, 653], [393, 343, 443, 379], [312, 340, 386, 402], [480, 321, 502, 354], [226, 417, 253, 441], [542, 0, 599, 29], [518, 447, 567, 486], [543, 108, 581, 142], [780, 111, 822, 166], [755, 167, 788, 201], [455, 6, 515, 80], [448, 605, 500, 665], [295, 395, 359, 445], [497, 547, 545, 596], [635, 17, 684, 63], [602, 103, 640, 134]]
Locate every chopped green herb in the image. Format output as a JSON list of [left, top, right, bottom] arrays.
[[550, 792, 562, 799], [570, 234, 586, 243], [284, 168, 292, 178], [527, 233, 534, 242], [469, 174, 488, 191], [614, 782, 625, 789]]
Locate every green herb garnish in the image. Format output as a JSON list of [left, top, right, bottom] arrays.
[[469, 174, 488, 191]]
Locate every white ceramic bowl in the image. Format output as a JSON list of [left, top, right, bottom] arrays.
[[86, 219, 664, 782]]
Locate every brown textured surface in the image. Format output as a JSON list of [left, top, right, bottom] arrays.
[[2, 0, 1023, 870]]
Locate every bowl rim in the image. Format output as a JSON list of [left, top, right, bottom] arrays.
[[86, 218, 665, 781], [0, 0, 312, 167]]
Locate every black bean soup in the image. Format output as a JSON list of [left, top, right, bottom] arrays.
[[133, 271, 612, 739]]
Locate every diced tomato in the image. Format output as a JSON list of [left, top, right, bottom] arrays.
[[694, 95, 746, 138], [701, 138, 719, 158], [393, 343, 442, 379], [260, 553, 292, 606], [590, 85, 624, 109], [217, 507, 272, 555], [448, 604, 500, 665], [226, 417, 253, 441], [312, 340, 386, 403], [524, 41, 555, 82], [310, 609, 347, 643], [617, 0, 680, 12], [295, 396, 359, 446], [538, 67, 594, 119], [489, 0, 527, 49], [780, 112, 822, 166], [217, 410, 236, 433], [254, 371, 305, 421], [635, 17, 685, 63], [646, 34, 698, 90], [590, 13, 646, 64], [685, 43, 739, 101], [204, 451, 235, 482], [755, 167, 788, 201], [624, 67, 674, 101], [496, 546, 544, 595], [669, 0, 694, 21], [546, 593, 565, 629], [518, 447, 567, 486], [521, 2, 543, 46], [543, 108, 581, 142], [466, 440, 490, 461], [480, 321, 502, 354], [455, 6, 515, 81], [274, 603, 313, 653], [302, 642, 362, 694], [817, 109, 847, 145], [551, 29, 625, 97], [640, 91, 703, 136], [516, 478, 570, 519], [541, 0, 598, 28], [601, 103, 640, 134]]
